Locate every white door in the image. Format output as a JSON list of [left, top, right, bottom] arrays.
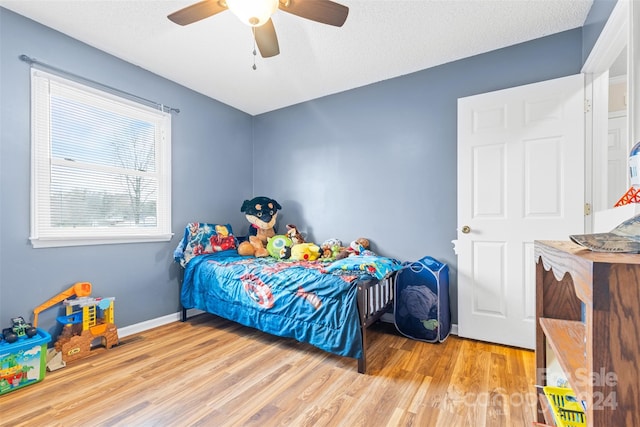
[[457, 74, 585, 349]]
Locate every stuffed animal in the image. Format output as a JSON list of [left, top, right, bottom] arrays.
[[237, 235, 268, 257], [237, 240, 255, 256], [320, 244, 333, 259], [241, 196, 281, 244], [351, 237, 370, 254], [266, 234, 293, 259], [290, 243, 321, 261], [249, 235, 269, 257], [336, 237, 370, 259], [320, 238, 342, 260], [286, 224, 305, 245]]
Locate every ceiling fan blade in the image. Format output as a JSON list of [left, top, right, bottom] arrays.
[[278, 0, 349, 27], [254, 19, 280, 58], [167, 0, 227, 26]]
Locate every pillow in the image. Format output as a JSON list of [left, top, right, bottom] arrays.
[[174, 222, 236, 267]]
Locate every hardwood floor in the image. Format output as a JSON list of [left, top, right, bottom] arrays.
[[0, 314, 537, 426]]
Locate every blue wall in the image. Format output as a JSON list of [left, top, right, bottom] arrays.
[[254, 29, 584, 322], [0, 8, 253, 334], [582, 0, 618, 63], [0, 2, 612, 332]]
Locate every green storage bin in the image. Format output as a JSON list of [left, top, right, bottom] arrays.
[[0, 328, 51, 395]]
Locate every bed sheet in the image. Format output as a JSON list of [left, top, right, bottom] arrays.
[[181, 251, 369, 358]]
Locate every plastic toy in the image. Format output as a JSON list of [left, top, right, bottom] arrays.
[[1, 317, 37, 344], [32, 282, 118, 366]]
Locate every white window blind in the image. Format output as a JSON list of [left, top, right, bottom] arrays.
[[30, 69, 172, 248]]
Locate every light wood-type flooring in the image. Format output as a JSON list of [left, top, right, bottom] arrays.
[[0, 314, 537, 426]]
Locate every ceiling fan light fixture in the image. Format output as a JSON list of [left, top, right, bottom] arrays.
[[226, 0, 279, 27]]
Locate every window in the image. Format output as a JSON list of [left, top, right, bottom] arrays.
[[30, 69, 172, 248]]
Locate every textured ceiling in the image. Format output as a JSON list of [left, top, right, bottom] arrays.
[[0, 0, 593, 115]]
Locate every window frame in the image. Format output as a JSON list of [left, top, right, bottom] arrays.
[[29, 69, 172, 248]]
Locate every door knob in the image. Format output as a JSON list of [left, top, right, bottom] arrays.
[[461, 225, 471, 234]]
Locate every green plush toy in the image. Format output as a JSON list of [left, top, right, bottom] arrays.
[[266, 234, 292, 259]]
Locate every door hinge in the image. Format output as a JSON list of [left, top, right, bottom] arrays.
[[585, 203, 592, 216], [584, 98, 592, 113]]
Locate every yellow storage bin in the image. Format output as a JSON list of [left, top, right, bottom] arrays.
[[543, 386, 586, 427]]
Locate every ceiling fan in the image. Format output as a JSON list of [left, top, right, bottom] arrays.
[[167, 0, 349, 58]]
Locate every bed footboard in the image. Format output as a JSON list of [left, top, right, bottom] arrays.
[[356, 272, 396, 374]]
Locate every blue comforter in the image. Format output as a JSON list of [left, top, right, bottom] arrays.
[[181, 250, 369, 358]]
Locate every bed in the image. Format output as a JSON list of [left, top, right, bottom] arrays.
[[174, 222, 401, 374]]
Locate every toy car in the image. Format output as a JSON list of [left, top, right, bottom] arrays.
[[1, 317, 37, 344]]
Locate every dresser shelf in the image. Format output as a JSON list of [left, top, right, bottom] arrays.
[[535, 240, 640, 426], [538, 318, 587, 398]]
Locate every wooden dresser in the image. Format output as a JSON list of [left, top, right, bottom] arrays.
[[535, 240, 640, 426]]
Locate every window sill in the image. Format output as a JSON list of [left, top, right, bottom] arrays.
[[30, 233, 174, 248]]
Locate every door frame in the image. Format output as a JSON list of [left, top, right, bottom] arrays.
[[582, 0, 630, 232]]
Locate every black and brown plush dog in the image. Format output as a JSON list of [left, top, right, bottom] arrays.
[[241, 196, 282, 244]]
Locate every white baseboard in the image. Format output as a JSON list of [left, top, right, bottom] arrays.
[[117, 309, 203, 338], [118, 310, 459, 338]]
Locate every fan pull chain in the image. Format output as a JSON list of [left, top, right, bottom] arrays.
[[252, 28, 257, 70]]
